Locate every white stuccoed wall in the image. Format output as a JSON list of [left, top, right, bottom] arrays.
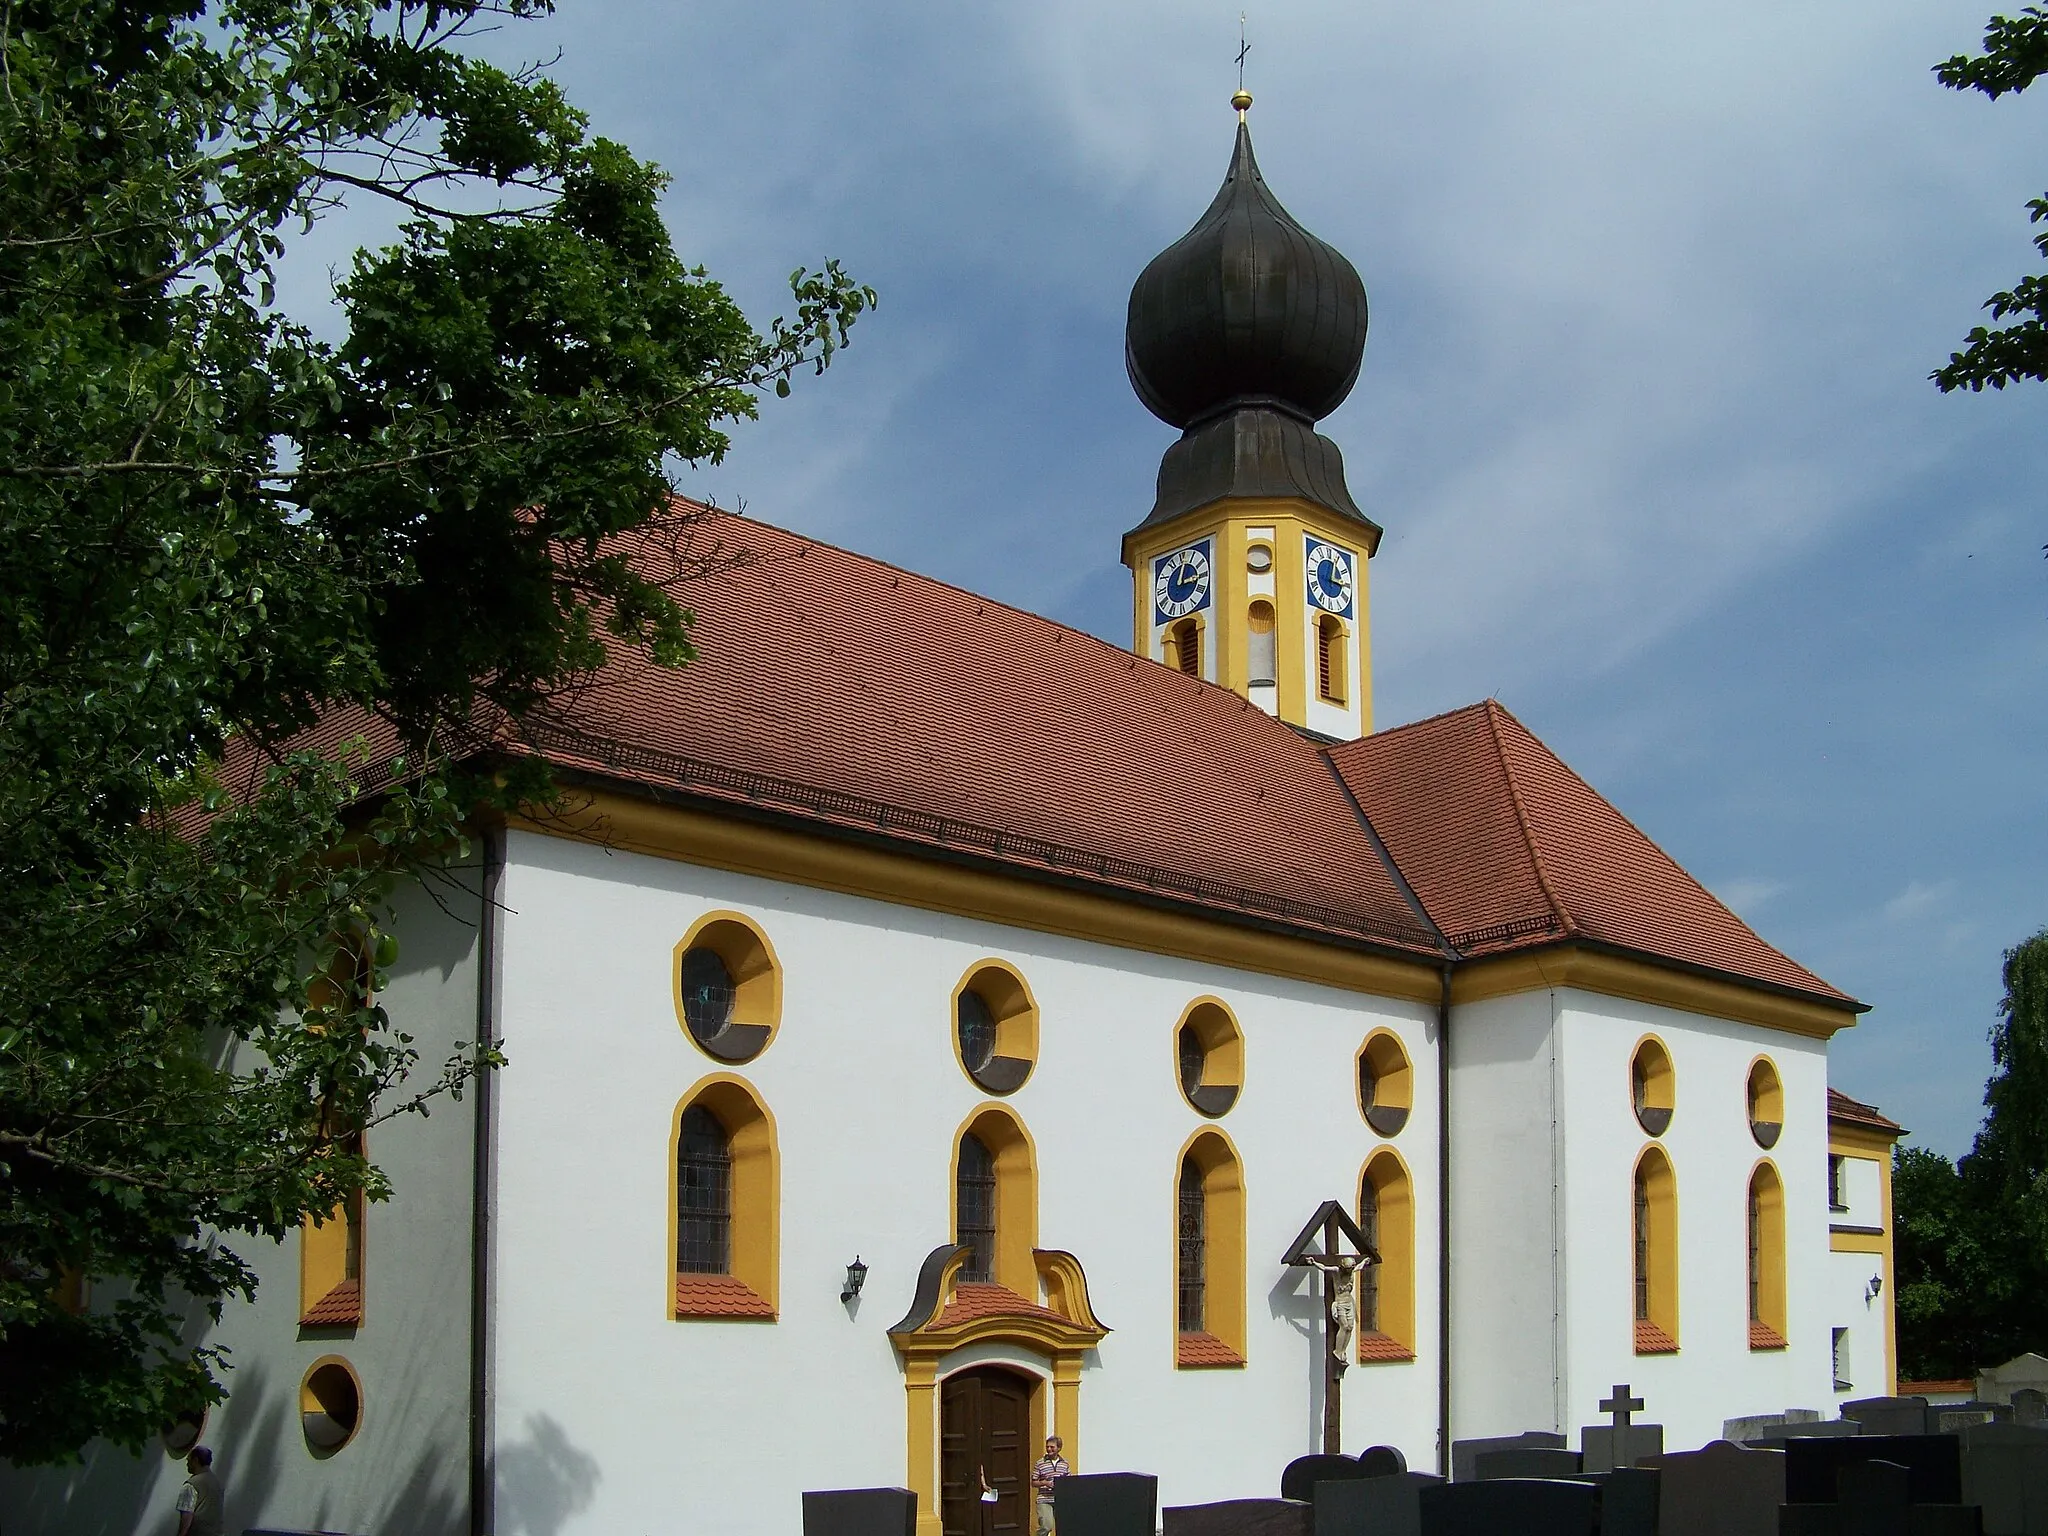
[[1550, 994, 1835, 1449], [487, 829, 1440, 1534]]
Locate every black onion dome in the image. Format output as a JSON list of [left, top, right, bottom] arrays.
[[1126, 121, 1368, 430]]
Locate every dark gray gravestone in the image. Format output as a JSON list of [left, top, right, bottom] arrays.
[[801, 1488, 918, 1536], [1787, 1437, 1964, 1507], [1313, 1473, 1442, 1536], [1573, 1467, 1658, 1536], [1282, 1455, 1370, 1503], [1727, 1412, 1820, 1444], [1582, 1424, 1665, 1473], [2014, 1392, 2048, 1429], [1657, 1438, 1786, 1536], [1355, 1446, 1408, 1479], [1450, 1431, 1567, 1484], [1418, 1478, 1598, 1536], [1759, 1422, 1867, 1448], [1940, 1406, 2011, 1435], [1472, 1447, 1583, 1481], [1054, 1473, 1158, 1536], [1839, 1459, 1913, 1536], [1844, 1399, 1935, 1437], [1962, 1422, 2048, 1535], [1161, 1498, 1311, 1536]]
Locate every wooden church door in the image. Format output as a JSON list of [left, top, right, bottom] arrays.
[[939, 1366, 1033, 1536]]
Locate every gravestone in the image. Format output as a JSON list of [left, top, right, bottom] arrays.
[[1843, 1398, 1934, 1437], [1053, 1473, 1158, 1536], [1450, 1431, 1566, 1484], [1787, 1436, 1964, 1507], [1962, 1422, 2048, 1535], [1728, 1410, 1824, 1444], [1572, 1466, 1659, 1536], [1161, 1498, 1310, 1536], [2014, 1392, 2048, 1429], [801, 1488, 918, 1536], [1472, 1446, 1583, 1481], [1657, 1438, 1786, 1536], [1281, 1454, 1370, 1503], [1355, 1445, 1408, 1478], [1940, 1405, 2013, 1435], [1313, 1472, 1442, 1536], [1582, 1424, 1664, 1473], [1980, 1357, 2048, 1409], [1417, 1477, 1598, 1536], [1755, 1421, 1864, 1448]]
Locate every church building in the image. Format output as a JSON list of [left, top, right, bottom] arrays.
[[8, 98, 1902, 1536]]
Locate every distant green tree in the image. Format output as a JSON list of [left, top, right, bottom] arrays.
[[1894, 930, 2048, 1379], [0, 0, 870, 1464], [1934, 8, 2048, 392]]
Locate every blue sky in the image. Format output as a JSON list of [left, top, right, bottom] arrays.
[[438, 1, 2046, 1157]]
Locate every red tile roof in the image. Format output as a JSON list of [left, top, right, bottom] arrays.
[[1175, 1330, 1247, 1367], [674, 1273, 775, 1319], [1749, 1321, 1789, 1351], [212, 504, 1858, 1013], [1357, 1331, 1415, 1363], [299, 1278, 362, 1328], [935, 1282, 1072, 1330], [1634, 1320, 1679, 1355], [1828, 1088, 1903, 1136], [1327, 700, 1856, 1006]]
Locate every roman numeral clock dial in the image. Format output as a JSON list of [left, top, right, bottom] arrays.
[[1152, 541, 1214, 622], [1305, 539, 1355, 618]]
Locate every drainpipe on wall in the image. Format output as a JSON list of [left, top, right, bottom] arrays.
[[1435, 960, 1453, 1479], [469, 824, 504, 1536]]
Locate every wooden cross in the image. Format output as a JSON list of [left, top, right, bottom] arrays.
[[1601, 1384, 1645, 1436], [1284, 1200, 1379, 1454]]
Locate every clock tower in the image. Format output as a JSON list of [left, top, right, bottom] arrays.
[[1121, 93, 1381, 739]]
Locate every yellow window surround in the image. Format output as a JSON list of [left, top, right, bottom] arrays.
[[950, 1105, 1039, 1298], [1175, 1127, 1246, 1367], [670, 1074, 779, 1320], [1633, 1145, 1679, 1353], [1357, 1148, 1416, 1362]]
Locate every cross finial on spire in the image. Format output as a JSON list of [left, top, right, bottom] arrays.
[[1233, 13, 1253, 116]]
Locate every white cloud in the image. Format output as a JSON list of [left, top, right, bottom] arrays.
[[1884, 879, 1959, 923], [1714, 877, 1788, 919]]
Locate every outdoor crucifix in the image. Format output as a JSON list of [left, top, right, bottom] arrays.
[[1283, 1200, 1380, 1454]]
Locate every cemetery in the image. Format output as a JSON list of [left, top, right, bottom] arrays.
[[800, 1388, 2048, 1536]]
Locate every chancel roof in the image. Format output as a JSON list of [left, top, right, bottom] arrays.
[[225, 504, 1858, 1011]]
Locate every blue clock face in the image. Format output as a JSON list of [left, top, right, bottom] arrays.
[[1153, 541, 1214, 623], [1305, 539, 1355, 618]]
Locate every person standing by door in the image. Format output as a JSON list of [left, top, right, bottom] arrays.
[[172, 1446, 223, 1536], [1029, 1435, 1068, 1535]]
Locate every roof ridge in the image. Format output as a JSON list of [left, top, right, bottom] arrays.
[[1482, 700, 1577, 938], [1348, 697, 1498, 746], [1317, 749, 1456, 959]]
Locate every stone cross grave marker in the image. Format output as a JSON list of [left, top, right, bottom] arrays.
[[1962, 1421, 2048, 1536], [1656, 1438, 1787, 1536], [801, 1487, 918, 1536], [1582, 1383, 1664, 1472]]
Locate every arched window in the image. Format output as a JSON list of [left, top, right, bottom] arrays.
[[1632, 1146, 1678, 1353], [1175, 1130, 1246, 1368], [1747, 1161, 1787, 1349], [951, 1108, 1037, 1293], [1247, 601, 1277, 687], [676, 1105, 732, 1274], [1177, 1155, 1206, 1332], [957, 1133, 997, 1283], [1316, 615, 1347, 702], [1357, 1030, 1412, 1137], [1357, 1150, 1415, 1360], [671, 1077, 778, 1319], [674, 912, 781, 1064], [1172, 617, 1201, 677], [300, 1128, 365, 1328]]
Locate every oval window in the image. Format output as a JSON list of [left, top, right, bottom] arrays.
[[1747, 1058, 1784, 1149], [300, 1357, 362, 1456], [1631, 1037, 1674, 1137], [957, 988, 998, 1076], [672, 914, 780, 1064], [679, 947, 735, 1044], [952, 963, 1037, 1094], [1357, 1031, 1412, 1137], [1175, 999, 1243, 1117]]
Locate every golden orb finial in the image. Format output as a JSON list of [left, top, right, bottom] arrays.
[[1231, 88, 1253, 116]]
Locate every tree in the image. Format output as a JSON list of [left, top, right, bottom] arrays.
[[0, 0, 871, 1463], [1933, 9, 2048, 392], [1893, 930, 2048, 1379]]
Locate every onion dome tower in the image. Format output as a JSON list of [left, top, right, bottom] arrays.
[[1121, 93, 1382, 738]]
